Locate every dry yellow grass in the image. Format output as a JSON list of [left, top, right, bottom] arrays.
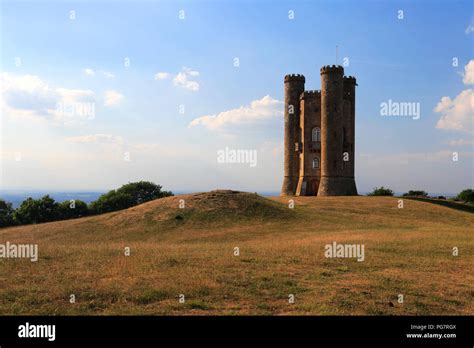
[[0, 191, 472, 315]]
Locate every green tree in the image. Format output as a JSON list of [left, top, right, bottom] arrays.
[[89, 182, 173, 215], [89, 191, 135, 214], [402, 190, 428, 197], [456, 189, 474, 203], [367, 186, 394, 196], [59, 199, 89, 220], [116, 181, 173, 205], [0, 199, 15, 227], [14, 195, 60, 224]]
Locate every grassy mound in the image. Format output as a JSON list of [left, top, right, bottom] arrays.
[[104, 190, 295, 230]]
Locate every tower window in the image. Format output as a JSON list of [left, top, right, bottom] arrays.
[[312, 127, 321, 142], [312, 157, 320, 169]]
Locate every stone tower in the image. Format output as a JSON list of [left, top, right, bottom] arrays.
[[281, 74, 305, 196], [296, 91, 321, 196], [281, 65, 358, 196], [342, 76, 357, 194]]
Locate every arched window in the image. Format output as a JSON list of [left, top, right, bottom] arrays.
[[312, 127, 321, 142], [312, 157, 320, 169]]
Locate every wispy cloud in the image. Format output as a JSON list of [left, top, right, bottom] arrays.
[[154, 67, 200, 91], [0, 72, 95, 125], [83, 68, 95, 76], [83, 68, 114, 78], [189, 95, 283, 131], [104, 90, 124, 106], [465, 19, 474, 34], [101, 71, 115, 78], [154, 72, 172, 80]]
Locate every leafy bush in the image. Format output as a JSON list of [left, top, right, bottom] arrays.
[[0, 199, 15, 227], [367, 186, 394, 196], [402, 190, 428, 197], [14, 195, 60, 224], [91, 181, 173, 215], [89, 191, 135, 214], [58, 200, 89, 220], [116, 181, 173, 205], [456, 189, 474, 203]]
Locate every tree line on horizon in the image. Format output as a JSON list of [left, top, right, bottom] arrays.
[[367, 187, 474, 202], [0, 181, 173, 228]]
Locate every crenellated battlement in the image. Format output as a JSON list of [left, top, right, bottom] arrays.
[[320, 65, 344, 75], [300, 90, 321, 100], [284, 74, 306, 83], [343, 76, 357, 85]]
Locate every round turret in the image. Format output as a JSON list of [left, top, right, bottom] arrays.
[[320, 65, 344, 75], [281, 73, 305, 196], [284, 74, 305, 83]]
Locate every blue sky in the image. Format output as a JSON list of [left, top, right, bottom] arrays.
[[0, 0, 473, 194]]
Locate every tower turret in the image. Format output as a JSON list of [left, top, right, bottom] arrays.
[[281, 74, 305, 196], [342, 76, 358, 195], [318, 65, 346, 196]]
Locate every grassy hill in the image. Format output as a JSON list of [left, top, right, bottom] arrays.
[[0, 190, 472, 315]]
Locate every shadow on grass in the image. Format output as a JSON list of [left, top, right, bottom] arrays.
[[402, 197, 474, 214]]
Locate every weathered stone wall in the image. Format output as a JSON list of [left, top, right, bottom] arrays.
[[281, 74, 305, 196], [342, 76, 358, 195], [318, 65, 346, 196], [296, 91, 321, 196]]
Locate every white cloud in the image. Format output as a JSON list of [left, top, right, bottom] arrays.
[[103, 90, 124, 106], [189, 95, 283, 130], [154, 67, 200, 91], [435, 61, 474, 133], [101, 71, 115, 78], [154, 72, 171, 80], [84, 68, 115, 78], [435, 89, 473, 133], [447, 139, 474, 146], [173, 67, 200, 91], [83, 68, 95, 76], [463, 60, 474, 85], [66, 134, 124, 145], [0, 72, 95, 124], [183, 66, 199, 77]]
